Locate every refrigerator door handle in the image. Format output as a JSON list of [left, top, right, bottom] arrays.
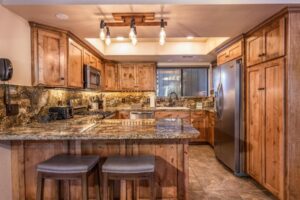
[[216, 83, 224, 120]]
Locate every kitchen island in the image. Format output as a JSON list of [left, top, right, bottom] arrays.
[[0, 116, 199, 200]]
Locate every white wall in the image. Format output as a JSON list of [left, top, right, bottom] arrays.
[[0, 5, 31, 86]]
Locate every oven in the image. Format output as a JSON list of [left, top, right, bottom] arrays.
[[83, 65, 101, 89]]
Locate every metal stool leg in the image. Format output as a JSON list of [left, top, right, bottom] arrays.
[[36, 172, 44, 200]]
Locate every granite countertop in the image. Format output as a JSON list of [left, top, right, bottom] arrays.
[[105, 106, 216, 113], [0, 116, 199, 141]]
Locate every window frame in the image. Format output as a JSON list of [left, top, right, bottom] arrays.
[[156, 66, 209, 97]]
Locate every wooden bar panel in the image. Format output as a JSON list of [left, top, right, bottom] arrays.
[[10, 140, 189, 200]]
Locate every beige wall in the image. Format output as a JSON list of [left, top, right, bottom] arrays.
[[0, 5, 31, 86], [0, 142, 12, 200]]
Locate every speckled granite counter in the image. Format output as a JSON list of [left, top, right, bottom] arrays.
[[105, 106, 216, 112], [0, 116, 199, 141]]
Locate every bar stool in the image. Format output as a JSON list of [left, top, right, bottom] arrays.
[[102, 155, 155, 200], [36, 154, 101, 200]]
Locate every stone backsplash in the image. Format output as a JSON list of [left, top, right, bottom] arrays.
[[0, 84, 214, 128]]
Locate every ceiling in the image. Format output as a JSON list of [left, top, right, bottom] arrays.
[[2, 4, 289, 62], [4, 4, 286, 39]]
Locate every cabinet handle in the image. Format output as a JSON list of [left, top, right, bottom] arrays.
[[258, 53, 266, 57], [60, 77, 65, 80], [258, 87, 265, 90]]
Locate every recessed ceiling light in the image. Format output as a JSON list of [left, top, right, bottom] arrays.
[[55, 13, 69, 20], [187, 36, 194, 40], [116, 36, 125, 41]]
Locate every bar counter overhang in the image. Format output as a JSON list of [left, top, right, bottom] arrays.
[[0, 116, 199, 200]]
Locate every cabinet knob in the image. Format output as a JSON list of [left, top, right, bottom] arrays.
[[60, 77, 65, 80]]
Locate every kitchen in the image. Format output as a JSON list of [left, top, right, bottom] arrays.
[[0, 1, 300, 200]]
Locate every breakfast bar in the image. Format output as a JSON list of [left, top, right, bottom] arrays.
[[0, 117, 199, 200]]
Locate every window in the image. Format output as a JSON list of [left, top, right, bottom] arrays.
[[156, 67, 208, 97]]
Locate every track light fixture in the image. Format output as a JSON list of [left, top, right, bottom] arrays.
[[105, 27, 111, 46], [99, 20, 106, 41], [98, 14, 167, 46]]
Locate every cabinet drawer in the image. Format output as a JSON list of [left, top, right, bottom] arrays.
[[155, 111, 190, 122]]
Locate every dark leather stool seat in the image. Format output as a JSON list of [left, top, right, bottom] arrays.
[[102, 155, 155, 174], [36, 154, 101, 200], [102, 155, 156, 200], [37, 154, 99, 173]]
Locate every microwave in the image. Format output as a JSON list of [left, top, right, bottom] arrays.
[[83, 65, 101, 89]]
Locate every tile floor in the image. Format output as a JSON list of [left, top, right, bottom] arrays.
[[189, 145, 276, 200]]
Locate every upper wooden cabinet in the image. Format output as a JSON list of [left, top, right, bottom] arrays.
[[68, 39, 83, 88], [118, 63, 156, 91], [104, 63, 119, 91], [217, 40, 242, 65], [30, 23, 103, 88], [83, 50, 97, 67], [136, 63, 156, 91], [119, 64, 136, 90], [32, 28, 67, 86], [246, 17, 285, 67]]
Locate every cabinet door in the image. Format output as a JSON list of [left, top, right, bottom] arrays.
[[136, 63, 156, 91], [83, 50, 91, 65], [68, 39, 83, 88], [89, 54, 98, 67], [217, 50, 229, 66], [264, 18, 285, 61], [119, 64, 136, 90], [105, 63, 118, 90], [37, 29, 67, 86], [246, 65, 264, 182], [246, 30, 264, 67], [263, 58, 284, 198]]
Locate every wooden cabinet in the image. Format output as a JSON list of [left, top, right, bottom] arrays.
[[246, 58, 284, 198], [68, 39, 83, 88], [118, 63, 156, 91], [136, 63, 156, 90], [105, 63, 119, 91], [246, 17, 285, 67], [32, 28, 67, 86], [117, 111, 130, 119], [191, 111, 207, 142], [119, 64, 136, 90], [217, 41, 242, 65], [207, 112, 215, 146], [155, 111, 190, 123], [83, 50, 97, 67]]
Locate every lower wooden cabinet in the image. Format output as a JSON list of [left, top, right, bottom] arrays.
[[32, 28, 68, 86], [155, 111, 191, 123], [246, 58, 284, 199]]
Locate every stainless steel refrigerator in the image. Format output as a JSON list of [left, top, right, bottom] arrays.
[[214, 59, 245, 176]]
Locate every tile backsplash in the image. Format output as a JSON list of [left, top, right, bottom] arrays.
[[0, 84, 214, 128]]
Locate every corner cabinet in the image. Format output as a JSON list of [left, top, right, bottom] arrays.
[[31, 27, 67, 86], [246, 58, 284, 199]]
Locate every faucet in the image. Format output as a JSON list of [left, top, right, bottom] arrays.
[[168, 91, 179, 107]]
